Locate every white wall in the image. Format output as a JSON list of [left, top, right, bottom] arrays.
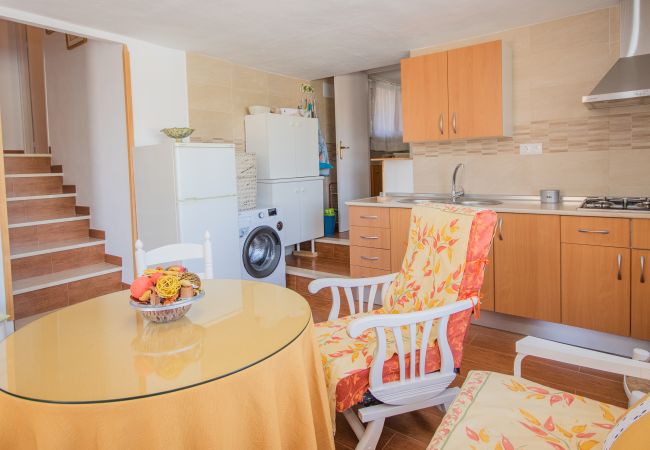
[[128, 41, 188, 147], [43, 33, 133, 281], [0, 19, 26, 150], [0, 7, 189, 147]]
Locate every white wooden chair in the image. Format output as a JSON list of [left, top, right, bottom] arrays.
[[309, 275, 479, 450], [135, 231, 214, 279]]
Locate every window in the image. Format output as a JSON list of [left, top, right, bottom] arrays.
[[369, 80, 408, 152]]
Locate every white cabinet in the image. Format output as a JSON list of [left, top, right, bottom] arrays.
[[245, 114, 319, 179], [257, 178, 324, 246]]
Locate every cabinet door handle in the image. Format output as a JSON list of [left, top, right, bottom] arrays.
[[360, 215, 379, 220], [360, 235, 379, 240], [641, 256, 646, 284], [439, 113, 444, 135], [578, 229, 609, 234], [361, 255, 379, 261], [498, 218, 503, 240], [452, 112, 457, 134], [617, 254, 622, 281]]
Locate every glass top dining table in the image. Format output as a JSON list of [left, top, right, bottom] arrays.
[[0, 279, 312, 404]]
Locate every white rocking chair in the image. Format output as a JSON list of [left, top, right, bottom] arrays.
[[135, 231, 214, 279], [309, 275, 478, 450]]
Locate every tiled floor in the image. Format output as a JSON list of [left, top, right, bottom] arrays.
[[294, 294, 630, 450]]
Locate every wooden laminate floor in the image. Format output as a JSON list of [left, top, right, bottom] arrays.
[[297, 295, 630, 450]]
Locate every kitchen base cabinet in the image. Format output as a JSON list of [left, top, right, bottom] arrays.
[[631, 249, 650, 340], [561, 244, 630, 336], [494, 214, 561, 322], [389, 208, 411, 272], [481, 247, 495, 311]]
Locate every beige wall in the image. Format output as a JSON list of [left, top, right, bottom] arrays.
[[186, 52, 307, 151], [410, 6, 650, 197]]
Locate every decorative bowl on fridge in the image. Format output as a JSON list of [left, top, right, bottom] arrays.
[[161, 127, 194, 142]]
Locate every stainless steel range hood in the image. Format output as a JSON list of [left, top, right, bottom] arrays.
[[582, 0, 650, 109]]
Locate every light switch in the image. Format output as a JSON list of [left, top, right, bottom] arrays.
[[519, 143, 543, 155]]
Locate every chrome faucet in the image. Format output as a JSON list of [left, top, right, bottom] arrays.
[[451, 163, 464, 201]]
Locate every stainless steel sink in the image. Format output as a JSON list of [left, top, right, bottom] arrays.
[[455, 199, 502, 206], [396, 197, 502, 206]]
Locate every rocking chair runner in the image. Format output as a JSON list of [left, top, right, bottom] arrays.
[[309, 204, 497, 450]]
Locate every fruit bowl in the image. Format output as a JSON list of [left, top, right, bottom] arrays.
[[130, 290, 204, 323], [161, 127, 194, 142], [129, 267, 203, 323]]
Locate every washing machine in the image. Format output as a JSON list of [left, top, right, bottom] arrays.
[[238, 207, 286, 286]]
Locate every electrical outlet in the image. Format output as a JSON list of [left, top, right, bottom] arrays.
[[519, 143, 543, 155]]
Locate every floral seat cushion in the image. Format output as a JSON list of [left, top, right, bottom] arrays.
[[316, 208, 497, 412], [428, 370, 625, 450]]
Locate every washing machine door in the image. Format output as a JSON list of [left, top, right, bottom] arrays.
[[242, 226, 282, 278]]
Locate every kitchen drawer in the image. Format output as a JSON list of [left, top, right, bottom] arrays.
[[349, 206, 390, 228], [561, 216, 630, 247], [350, 265, 392, 278], [632, 219, 650, 249], [350, 226, 391, 249], [350, 246, 391, 271]]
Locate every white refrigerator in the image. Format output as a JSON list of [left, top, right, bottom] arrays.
[[133, 142, 240, 278]]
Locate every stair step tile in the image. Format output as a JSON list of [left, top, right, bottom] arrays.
[[6, 173, 64, 197], [7, 196, 77, 224], [8, 214, 90, 229], [11, 237, 105, 259], [13, 270, 123, 319], [11, 244, 106, 281], [10, 218, 90, 249], [12, 262, 122, 295], [3, 150, 25, 155], [4, 154, 52, 174]]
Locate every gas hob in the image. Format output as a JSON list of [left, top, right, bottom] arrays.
[[579, 197, 650, 212]]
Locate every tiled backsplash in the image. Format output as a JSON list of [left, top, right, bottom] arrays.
[[412, 108, 650, 157]]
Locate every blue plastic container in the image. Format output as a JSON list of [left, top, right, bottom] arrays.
[[324, 210, 336, 236]]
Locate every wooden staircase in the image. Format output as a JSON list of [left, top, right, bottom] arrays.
[[4, 151, 123, 321]]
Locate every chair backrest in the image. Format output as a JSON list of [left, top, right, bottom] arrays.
[[135, 231, 214, 279]]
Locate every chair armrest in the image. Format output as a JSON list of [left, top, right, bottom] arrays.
[[347, 297, 478, 338], [307, 273, 397, 294], [514, 336, 650, 380], [347, 297, 479, 378]]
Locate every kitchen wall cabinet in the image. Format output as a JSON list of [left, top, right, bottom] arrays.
[[561, 244, 630, 336], [631, 249, 650, 340], [401, 40, 512, 143], [245, 114, 319, 179], [257, 178, 323, 246], [494, 213, 561, 322], [401, 51, 449, 142]]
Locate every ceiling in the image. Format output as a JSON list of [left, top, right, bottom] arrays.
[[4, 0, 618, 79]]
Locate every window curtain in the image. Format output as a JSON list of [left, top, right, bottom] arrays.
[[369, 80, 409, 152]]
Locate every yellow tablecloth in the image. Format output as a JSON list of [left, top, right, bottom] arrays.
[[0, 321, 333, 449]]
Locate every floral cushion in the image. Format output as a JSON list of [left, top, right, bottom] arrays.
[[316, 207, 497, 413], [428, 371, 625, 450]]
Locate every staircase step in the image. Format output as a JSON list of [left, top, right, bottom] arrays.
[[10, 217, 90, 249], [4, 154, 52, 174], [12, 262, 122, 295], [8, 214, 90, 229], [11, 242, 106, 281], [5, 173, 64, 197], [3, 150, 24, 155], [13, 266, 122, 319], [7, 195, 77, 224], [11, 236, 105, 259]]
